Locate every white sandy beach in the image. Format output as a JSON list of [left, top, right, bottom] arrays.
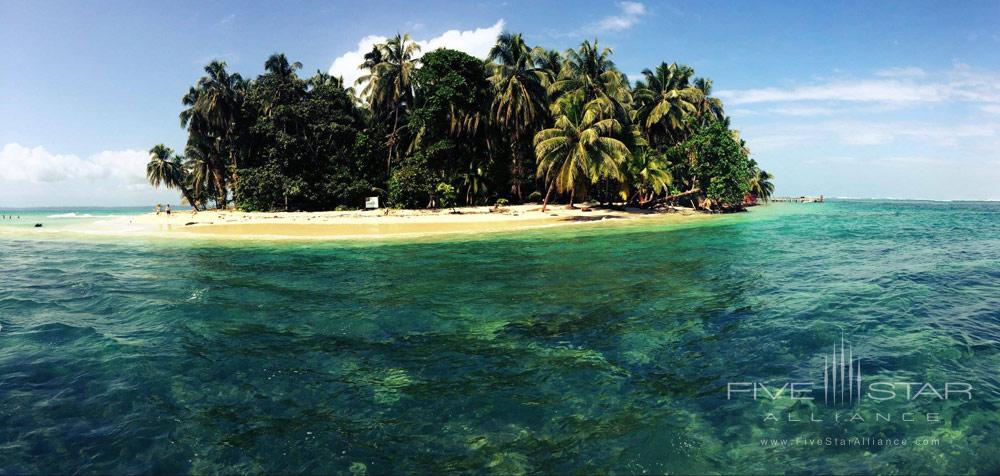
[[116, 204, 707, 240]]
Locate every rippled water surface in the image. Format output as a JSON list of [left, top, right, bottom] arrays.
[[1, 201, 998, 474]]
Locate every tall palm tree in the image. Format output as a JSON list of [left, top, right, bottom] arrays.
[[533, 98, 629, 211], [551, 39, 631, 121], [179, 61, 245, 206], [487, 32, 549, 201], [357, 33, 421, 171], [634, 62, 704, 145], [147, 144, 199, 210], [260, 53, 305, 116]]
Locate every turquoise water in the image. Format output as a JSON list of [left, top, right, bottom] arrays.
[[1, 201, 998, 474]]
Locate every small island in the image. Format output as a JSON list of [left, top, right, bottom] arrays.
[[145, 32, 774, 238]]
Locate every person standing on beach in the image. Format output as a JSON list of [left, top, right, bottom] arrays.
[[166, 204, 171, 216], [155, 204, 161, 215]]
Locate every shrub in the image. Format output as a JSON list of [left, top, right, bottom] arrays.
[[435, 182, 457, 209], [388, 157, 434, 208]]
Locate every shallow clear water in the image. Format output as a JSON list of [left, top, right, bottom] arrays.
[[1, 201, 998, 474]]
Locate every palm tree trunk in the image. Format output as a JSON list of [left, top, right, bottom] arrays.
[[179, 186, 200, 212], [510, 131, 523, 202], [214, 174, 226, 209], [540, 181, 556, 212], [388, 105, 400, 174], [567, 189, 575, 209], [647, 188, 702, 208], [229, 150, 239, 208]]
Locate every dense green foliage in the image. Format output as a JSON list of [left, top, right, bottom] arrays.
[[673, 122, 752, 209], [149, 33, 773, 212], [235, 58, 380, 211], [393, 49, 495, 207]]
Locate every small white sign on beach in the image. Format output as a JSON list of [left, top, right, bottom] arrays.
[[365, 196, 379, 209]]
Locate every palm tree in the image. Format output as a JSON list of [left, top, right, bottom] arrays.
[[357, 33, 421, 171], [622, 147, 672, 206], [308, 69, 351, 92], [550, 39, 631, 121], [634, 62, 704, 145], [184, 145, 226, 209], [487, 32, 549, 201], [179, 61, 245, 206], [694, 77, 725, 123], [460, 160, 490, 205], [259, 54, 305, 116], [748, 161, 775, 203], [264, 53, 302, 78], [147, 144, 199, 210], [531, 47, 563, 84], [533, 98, 629, 211]]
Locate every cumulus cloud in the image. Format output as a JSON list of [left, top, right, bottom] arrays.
[[328, 20, 505, 87], [0, 143, 147, 185], [594, 1, 648, 32]]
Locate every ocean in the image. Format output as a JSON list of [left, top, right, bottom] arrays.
[[0, 200, 998, 474]]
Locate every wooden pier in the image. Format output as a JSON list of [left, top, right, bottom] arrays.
[[771, 195, 824, 203]]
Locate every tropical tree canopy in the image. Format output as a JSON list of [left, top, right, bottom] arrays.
[[534, 97, 629, 210], [487, 32, 549, 200], [153, 30, 769, 212]]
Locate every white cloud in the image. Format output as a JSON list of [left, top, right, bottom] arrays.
[[769, 106, 838, 116], [718, 80, 944, 105], [877, 156, 946, 165], [0, 143, 147, 185], [328, 20, 505, 87], [718, 65, 1000, 106], [741, 120, 1000, 156], [723, 65, 1000, 200], [874, 66, 926, 78], [328, 35, 388, 87], [594, 1, 648, 32]]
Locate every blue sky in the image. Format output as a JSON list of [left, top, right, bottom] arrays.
[[2, 0, 999, 206]]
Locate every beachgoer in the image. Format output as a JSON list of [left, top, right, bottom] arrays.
[[166, 204, 171, 215], [155, 204, 161, 215]]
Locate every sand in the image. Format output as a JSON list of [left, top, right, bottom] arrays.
[[118, 204, 706, 240]]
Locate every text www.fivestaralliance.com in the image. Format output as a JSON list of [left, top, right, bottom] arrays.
[[760, 437, 940, 447]]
